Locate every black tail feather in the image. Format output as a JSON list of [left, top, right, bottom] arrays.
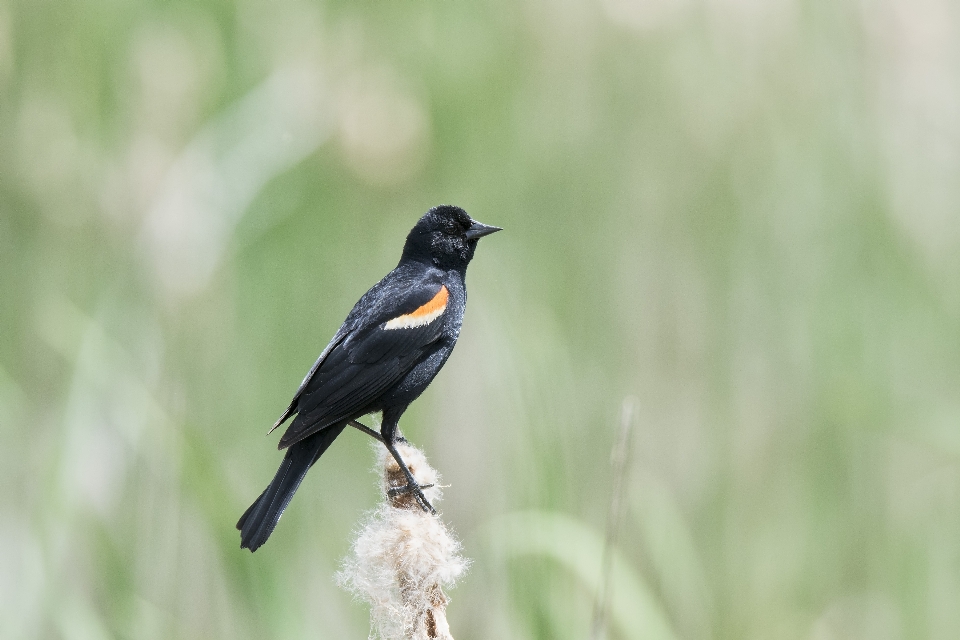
[[237, 423, 347, 551]]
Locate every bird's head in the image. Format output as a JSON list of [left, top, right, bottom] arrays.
[[401, 205, 501, 270]]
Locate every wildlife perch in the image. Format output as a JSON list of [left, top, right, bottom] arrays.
[[237, 205, 501, 551]]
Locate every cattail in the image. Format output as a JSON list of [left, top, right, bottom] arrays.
[[339, 443, 469, 640]]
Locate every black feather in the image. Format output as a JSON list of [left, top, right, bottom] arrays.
[[275, 286, 446, 449], [237, 423, 347, 551]]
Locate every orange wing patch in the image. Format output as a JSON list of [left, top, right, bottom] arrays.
[[384, 286, 449, 330]]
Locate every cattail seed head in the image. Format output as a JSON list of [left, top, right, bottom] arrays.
[[339, 443, 469, 640]]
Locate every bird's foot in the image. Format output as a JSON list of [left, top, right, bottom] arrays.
[[387, 482, 436, 514]]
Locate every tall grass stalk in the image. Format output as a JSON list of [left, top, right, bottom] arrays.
[[590, 398, 637, 640]]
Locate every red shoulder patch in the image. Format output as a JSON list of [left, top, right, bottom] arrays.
[[384, 286, 449, 330]]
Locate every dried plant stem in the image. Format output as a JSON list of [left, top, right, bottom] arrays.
[[339, 442, 468, 640], [589, 398, 637, 640]]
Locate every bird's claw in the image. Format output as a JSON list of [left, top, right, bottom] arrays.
[[387, 482, 433, 496], [387, 482, 436, 514]]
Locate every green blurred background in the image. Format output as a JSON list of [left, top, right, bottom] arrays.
[[3, 0, 960, 638]]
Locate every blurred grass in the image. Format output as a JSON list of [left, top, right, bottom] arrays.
[[484, 510, 678, 640], [3, 0, 960, 638]]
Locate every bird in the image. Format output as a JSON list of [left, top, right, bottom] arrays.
[[237, 204, 501, 551]]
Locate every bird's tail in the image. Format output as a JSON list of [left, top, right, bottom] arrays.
[[237, 423, 348, 551]]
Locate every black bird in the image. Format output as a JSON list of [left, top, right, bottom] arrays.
[[237, 205, 501, 551]]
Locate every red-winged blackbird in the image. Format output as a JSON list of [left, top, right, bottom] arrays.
[[237, 205, 500, 551]]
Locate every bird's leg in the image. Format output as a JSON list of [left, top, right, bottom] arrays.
[[382, 439, 436, 514], [353, 417, 434, 511], [349, 420, 431, 491], [380, 410, 435, 514], [348, 419, 384, 442]]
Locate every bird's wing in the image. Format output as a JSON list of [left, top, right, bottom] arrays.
[[276, 279, 450, 449], [269, 330, 349, 433]]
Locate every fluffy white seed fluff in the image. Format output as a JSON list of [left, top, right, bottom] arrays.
[[338, 443, 469, 640]]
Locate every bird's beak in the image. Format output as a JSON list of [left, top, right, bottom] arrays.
[[465, 220, 503, 240]]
